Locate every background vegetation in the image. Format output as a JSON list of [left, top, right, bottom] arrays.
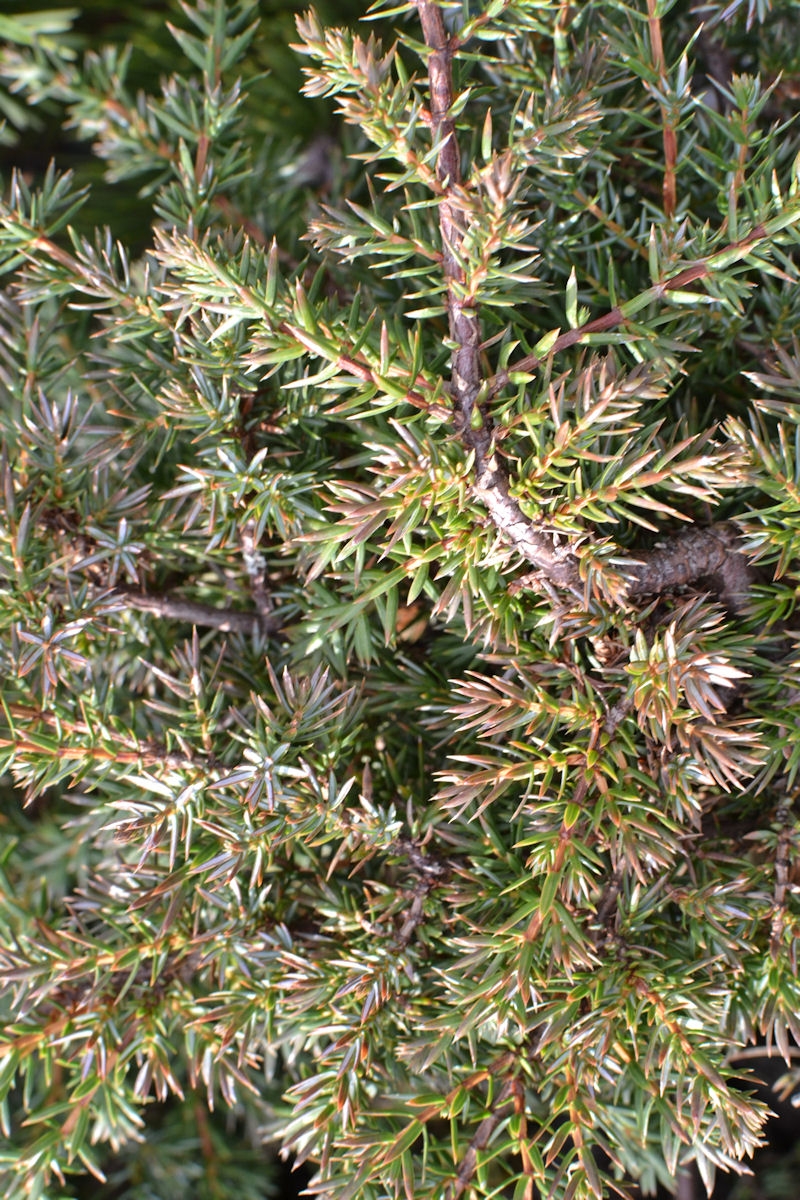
[[2, 2, 800, 1198]]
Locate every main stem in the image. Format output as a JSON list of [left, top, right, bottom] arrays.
[[417, 3, 581, 593], [417, 3, 488, 464], [415, 4, 750, 610]]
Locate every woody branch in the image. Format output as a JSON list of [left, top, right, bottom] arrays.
[[417, 4, 753, 610]]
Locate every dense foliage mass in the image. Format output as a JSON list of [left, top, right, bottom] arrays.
[[1, 1, 800, 1197]]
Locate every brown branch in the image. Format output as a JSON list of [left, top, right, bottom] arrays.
[[233, 393, 276, 623], [415, 7, 758, 613], [626, 521, 753, 613], [417, 2, 491, 466], [594, 869, 623, 933], [111, 588, 283, 635], [473, 456, 585, 593], [416, 3, 583, 594], [647, 0, 677, 220], [477, 503, 753, 611], [239, 520, 273, 622], [391, 837, 450, 947], [769, 801, 794, 960], [447, 1078, 519, 1200]]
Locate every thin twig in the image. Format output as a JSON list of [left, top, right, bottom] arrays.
[[594, 870, 624, 934], [727, 1045, 800, 1062], [111, 588, 282, 635], [240, 520, 274, 621], [447, 1079, 519, 1200], [234, 391, 275, 623], [769, 801, 794, 959], [2, 703, 205, 773], [392, 837, 450, 946], [647, 0, 677, 219], [490, 208, 800, 393]]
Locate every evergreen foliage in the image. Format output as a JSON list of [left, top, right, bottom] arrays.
[[1, 2, 800, 1197]]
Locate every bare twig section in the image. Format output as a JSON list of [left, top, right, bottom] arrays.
[[392, 837, 450, 947], [234, 393, 275, 623], [769, 801, 795, 959], [417, 2, 491, 465], [603, 694, 635, 737], [626, 521, 753, 613], [240, 519, 273, 621], [477, 504, 753, 611], [472, 454, 584, 592], [446, 1078, 520, 1200], [111, 587, 282, 635], [647, 0, 677, 219], [594, 869, 624, 936]]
